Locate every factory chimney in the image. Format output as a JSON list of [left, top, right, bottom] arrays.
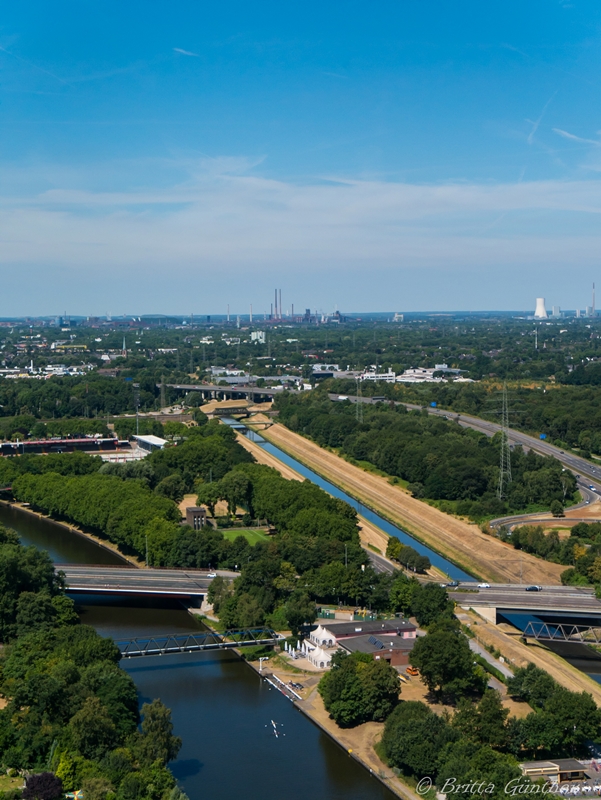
[[534, 298, 547, 319]]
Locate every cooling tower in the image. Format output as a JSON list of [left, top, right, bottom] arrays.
[[534, 298, 547, 319]]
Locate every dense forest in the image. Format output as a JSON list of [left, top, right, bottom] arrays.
[[0, 525, 185, 800], [275, 392, 577, 521]]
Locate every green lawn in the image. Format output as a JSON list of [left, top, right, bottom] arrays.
[[0, 775, 23, 792], [220, 528, 270, 546]]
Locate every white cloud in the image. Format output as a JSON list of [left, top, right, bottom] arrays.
[[553, 128, 601, 147], [0, 159, 600, 313], [173, 48, 199, 57]]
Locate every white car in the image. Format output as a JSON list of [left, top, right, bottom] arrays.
[[477, 582, 491, 589], [207, 572, 217, 578]]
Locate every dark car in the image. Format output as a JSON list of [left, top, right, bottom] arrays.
[[525, 585, 543, 592], [447, 581, 459, 588]]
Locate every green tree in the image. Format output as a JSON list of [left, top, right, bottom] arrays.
[[318, 650, 400, 727], [283, 592, 315, 634], [207, 575, 233, 613], [410, 629, 487, 700], [196, 483, 221, 518], [381, 700, 457, 778], [69, 697, 118, 761], [411, 582, 453, 627], [80, 777, 114, 800], [134, 699, 182, 767], [452, 691, 509, 749], [550, 499, 564, 517]]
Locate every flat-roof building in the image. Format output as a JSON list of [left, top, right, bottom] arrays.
[[133, 434, 168, 452]]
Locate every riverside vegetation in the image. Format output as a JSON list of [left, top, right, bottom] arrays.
[[3, 418, 430, 634], [0, 524, 185, 800]]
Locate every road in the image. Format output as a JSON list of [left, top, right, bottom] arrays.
[[451, 582, 601, 614], [58, 566, 238, 596], [330, 393, 601, 523]]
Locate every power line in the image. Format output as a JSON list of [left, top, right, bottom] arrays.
[[497, 382, 512, 499]]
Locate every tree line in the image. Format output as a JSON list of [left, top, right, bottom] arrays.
[[9, 421, 252, 563], [0, 524, 185, 800], [275, 392, 576, 521]]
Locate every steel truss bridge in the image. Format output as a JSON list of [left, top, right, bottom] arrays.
[[116, 627, 280, 658], [523, 621, 601, 644]]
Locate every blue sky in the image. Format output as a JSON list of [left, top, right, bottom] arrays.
[[1, 2, 600, 316]]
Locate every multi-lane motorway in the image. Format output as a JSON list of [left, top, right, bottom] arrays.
[[451, 582, 601, 615], [330, 393, 601, 501]]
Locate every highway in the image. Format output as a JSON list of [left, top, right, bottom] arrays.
[[451, 582, 601, 614], [58, 566, 238, 597], [329, 393, 601, 508]]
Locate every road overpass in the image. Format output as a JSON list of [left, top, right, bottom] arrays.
[[162, 383, 300, 401], [58, 566, 238, 600], [453, 582, 601, 624]]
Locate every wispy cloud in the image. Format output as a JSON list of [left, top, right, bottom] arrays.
[[0, 45, 68, 84], [553, 128, 601, 146], [0, 159, 600, 314], [526, 92, 557, 145], [173, 48, 199, 57]]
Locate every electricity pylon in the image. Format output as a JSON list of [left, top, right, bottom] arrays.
[[497, 382, 512, 499]]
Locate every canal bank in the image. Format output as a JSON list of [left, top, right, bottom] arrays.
[[240, 419, 564, 585], [223, 418, 473, 582], [242, 656, 417, 800], [1, 504, 397, 800]]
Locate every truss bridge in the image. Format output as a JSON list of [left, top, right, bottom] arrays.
[[116, 627, 280, 658]]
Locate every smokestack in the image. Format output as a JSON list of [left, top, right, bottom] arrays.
[[275, 289, 278, 320], [270, 303, 273, 319], [291, 303, 294, 320], [279, 289, 282, 319], [594, 283, 596, 317], [250, 304, 253, 323], [227, 304, 230, 322], [534, 298, 547, 319]]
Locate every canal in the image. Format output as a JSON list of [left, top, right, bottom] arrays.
[[227, 420, 472, 581], [0, 503, 396, 800]]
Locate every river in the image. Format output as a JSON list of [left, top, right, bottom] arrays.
[[0, 504, 395, 800]]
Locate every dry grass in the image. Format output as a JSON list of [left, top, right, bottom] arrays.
[[258, 423, 564, 585]]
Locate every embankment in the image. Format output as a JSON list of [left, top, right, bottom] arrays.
[[254, 423, 564, 585]]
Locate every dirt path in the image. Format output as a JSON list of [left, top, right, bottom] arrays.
[[257, 424, 564, 585]]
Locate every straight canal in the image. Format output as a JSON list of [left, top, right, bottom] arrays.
[[0, 503, 396, 800]]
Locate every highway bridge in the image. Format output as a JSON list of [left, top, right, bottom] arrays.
[[116, 627, 279, 658], [452, 582, 601, 625], [58, 566, 238, 599], [162, 383, 298, 400]]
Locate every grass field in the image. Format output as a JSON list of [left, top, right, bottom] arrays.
[[220, 528, 270, 546], [0, 776, 23, 792]]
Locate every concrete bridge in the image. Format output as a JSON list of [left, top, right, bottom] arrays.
[[58, 566, 238, 601], [453, 583, 601, 625]]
